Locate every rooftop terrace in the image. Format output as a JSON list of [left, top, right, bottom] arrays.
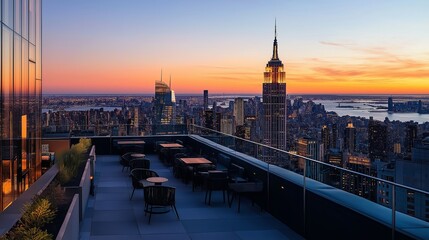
[[3, 129, 428, 239], [79, 154, 303, 240]]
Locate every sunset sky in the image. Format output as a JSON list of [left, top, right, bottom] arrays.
[[43, 0, 429, 95]]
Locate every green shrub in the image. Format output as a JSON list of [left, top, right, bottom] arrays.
[[41, 181, 65, 210], [57, 138, 92, 184], [18, 227, 54, 240], [1, 197, 56, 240], [21, 198, 56, 229]]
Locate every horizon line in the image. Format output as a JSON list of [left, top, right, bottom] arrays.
[[42, 92, 429, 97]]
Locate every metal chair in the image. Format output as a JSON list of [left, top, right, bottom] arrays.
[[129, 158, 151, 171], [129, 168, 159, 200], [120, 152, 139, 172], [144, 185, 180, 224], [205, 171, 229, 205], [192, 163, 216, 191]]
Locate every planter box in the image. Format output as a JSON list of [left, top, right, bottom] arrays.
[[79, 159, 91, 220], [64, 146, 95, 221], [0, 165, 59, 236], [56, 194, 79, 240]]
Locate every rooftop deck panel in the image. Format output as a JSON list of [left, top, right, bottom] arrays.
[[79, 154, 303, 240]]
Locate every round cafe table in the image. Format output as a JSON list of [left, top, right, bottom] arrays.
[[146, 177, 168, 185], [131, 153, 145, 158]]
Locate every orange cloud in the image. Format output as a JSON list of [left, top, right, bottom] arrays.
[[43, 41, 429, 95], [285, 43, 429, 94]]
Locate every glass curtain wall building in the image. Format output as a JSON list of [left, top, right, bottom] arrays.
[[0, 0, 42, 211], [152, 79, 176, 134]]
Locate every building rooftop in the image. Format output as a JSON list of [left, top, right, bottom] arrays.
[[79, 154, 304, 240]]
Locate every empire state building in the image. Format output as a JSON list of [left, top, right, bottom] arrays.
[[262, 23, 287, 154]]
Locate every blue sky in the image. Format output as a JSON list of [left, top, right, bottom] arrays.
[[43, 0, 429, 94]]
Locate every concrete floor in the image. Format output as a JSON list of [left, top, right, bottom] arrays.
[[79, 154, 304, 240]]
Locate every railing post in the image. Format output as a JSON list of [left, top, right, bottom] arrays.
[[303, 158, 307, 237], [392, 185, 396, 240], [267, 162, 270, 212]]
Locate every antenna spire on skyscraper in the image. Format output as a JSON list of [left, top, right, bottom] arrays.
[[160, 69, 163, 82], [272, 19, 279, 60], [169, 75, 172, 88], [275, 18, 277, 40]]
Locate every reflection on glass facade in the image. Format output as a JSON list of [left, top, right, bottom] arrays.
[[152, 78, 177, 134], [154, 80, 176, 125], [1, 0, 42, 211]]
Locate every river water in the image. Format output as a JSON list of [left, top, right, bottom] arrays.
[[43, 106, 120, 113], [314, 100, 429, 124], [42, 98, 429, 124]]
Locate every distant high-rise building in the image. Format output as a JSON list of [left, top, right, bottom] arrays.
[[297, 137, 323, 180], [220, 116, 234, 135], [203, 90, 208, 111], [204, 110, 215, 130], [245, 116, 258, 141], [262, 22, 287, 153], [321, 125, 330, 155], [331, 123, 338, 149], [215, 112, 222, 132], [1, 0, 43, 211], [405, 122, 418, 153], [388, 97, 394, 112], [133, 107, 139, 135], [368, 117, 388, 161], [344, 122, 357, 153], [234, 98, 244, 127], [297, 137, 322, 162], [235, 125, 246, 139], [343, 154, 374, 199], [153, 75, 176, 125], [153, 74, 176, 134], [395, 137, 429, 220]]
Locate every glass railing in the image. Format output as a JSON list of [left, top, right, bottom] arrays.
[[41, 123, 429, 238], [42, 124, 188, 137], [188, 124, 429, 238]]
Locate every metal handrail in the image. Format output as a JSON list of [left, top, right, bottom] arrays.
[[41, 122, 429, 196], [189, 124, 429, 196]]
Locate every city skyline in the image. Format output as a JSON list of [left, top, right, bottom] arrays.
[[43, 0, 429, 95]]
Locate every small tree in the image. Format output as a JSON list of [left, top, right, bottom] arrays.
[[1, 197, 56, 240], [57, 138, 92, 184]]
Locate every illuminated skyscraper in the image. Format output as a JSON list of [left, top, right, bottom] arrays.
[[262, 22, 287, 153], [1, 0, 42, 211], [344, 122, 357, 153], [321, 125, 330, 154], [153, 74, 176, 126], [297, 137, 323, 180]]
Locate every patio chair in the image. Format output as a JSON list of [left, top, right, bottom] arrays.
[[192, 163, 216, 191], [144, 185, 180, 224], [129, 168, 159, 200], [129, 158, 151, 170], [205, 171, 229, 205], [173, 153, 187, 178], [120, 152, 139, 172]]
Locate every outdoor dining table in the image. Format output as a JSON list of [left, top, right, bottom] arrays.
[[131, 153, 145, 158], [179, 157, 212, 165], [145, 177, 169, 185], [159, 143, 184, 148], [117, 140, 146, 145]]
